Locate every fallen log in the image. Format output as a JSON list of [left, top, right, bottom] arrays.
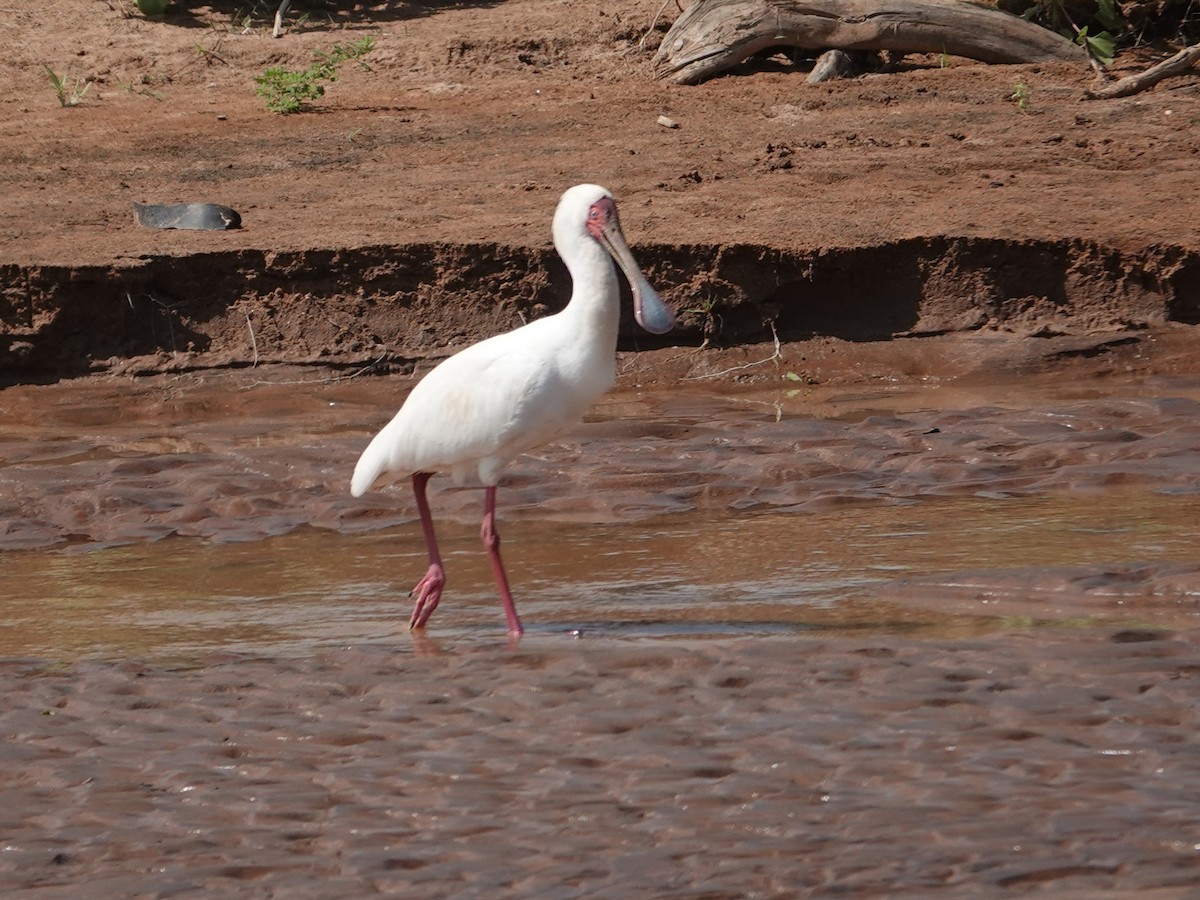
[[1084, 42, 1200, 99], [654, 0, 1087, 84]]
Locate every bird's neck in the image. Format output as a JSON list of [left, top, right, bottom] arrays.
[[561, 238, 621, 350]]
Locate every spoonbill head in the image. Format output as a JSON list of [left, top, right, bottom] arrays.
[[350, 184, 675, 635]]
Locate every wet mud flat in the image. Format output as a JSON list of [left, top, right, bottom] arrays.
[[3, 632, 1199, 896], [3, 358, 1200, 895]]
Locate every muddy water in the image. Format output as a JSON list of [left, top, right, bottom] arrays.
[[2, 491, 1200, 662], [3, 370, 1200, 895], [3, 370, 1200, 658]]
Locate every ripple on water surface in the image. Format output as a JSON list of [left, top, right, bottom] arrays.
[[4, 376, 1200, 659], [2, 490, 1198, 661]]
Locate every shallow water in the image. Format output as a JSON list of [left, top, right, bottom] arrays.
[[2, 485, 1198, 661], [3, 371, 1200, 661]]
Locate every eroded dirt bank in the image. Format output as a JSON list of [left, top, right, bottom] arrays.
[[4, 236, 1200, 378]]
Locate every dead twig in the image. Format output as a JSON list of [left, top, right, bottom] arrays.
[[683, 322, 783, 381], [167, 35, 228, 80], [1085, 42, 1200, 99], [128, 291, 179, 356], [243, 311, 259, 368], [273, 0, 292, 38], [242, 352, 391, 388], [639, 0, 683, 50]]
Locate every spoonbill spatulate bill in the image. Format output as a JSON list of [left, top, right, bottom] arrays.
[[350, 184, 676, 636]]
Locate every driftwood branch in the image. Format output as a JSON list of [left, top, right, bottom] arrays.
[[654, 0, 1086, 84], [1084, 42, 1200, 99], [273, 0, 292, 38]]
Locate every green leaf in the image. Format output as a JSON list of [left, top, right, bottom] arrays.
[[1096, 0, 1125, 33], [1080, 29, 1117, 64]]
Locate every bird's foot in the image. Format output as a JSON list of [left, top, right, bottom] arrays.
[[408, 564, 445, 630]]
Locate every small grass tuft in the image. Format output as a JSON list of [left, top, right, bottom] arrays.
[[45, 65, 91, 107], [1010, 81, 1031, 113]]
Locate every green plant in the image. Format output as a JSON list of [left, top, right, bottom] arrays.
[[255, 36, 375, 114], [193, 41, 227, 66], [783, 370, 818, 396], [1021, 0, 1124, 64], [135, 0, 170, 14], [680, 295, 723, 349], [1073, 22, 1118, 63], [227, 10, 255, 33], [1010, 81, 1031, 112], [44, 65, 91, 107]]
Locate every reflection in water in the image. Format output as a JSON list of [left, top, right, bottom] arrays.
[[2, 491, 1198, 662]]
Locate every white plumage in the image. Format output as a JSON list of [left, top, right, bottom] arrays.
[[351, 184, 674, 635]]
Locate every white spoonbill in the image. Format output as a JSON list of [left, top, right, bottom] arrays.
[[350, 184, 675, 635]]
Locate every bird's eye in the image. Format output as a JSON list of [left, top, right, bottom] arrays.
[[589, 208, 601, 220]]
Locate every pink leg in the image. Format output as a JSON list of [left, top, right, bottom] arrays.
[[481, 486, 524, 636], [408, 472, 445, 630]]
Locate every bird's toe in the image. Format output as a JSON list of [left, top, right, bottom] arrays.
[[408, 565, 446, 629]]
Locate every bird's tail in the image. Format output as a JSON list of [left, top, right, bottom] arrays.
[[350, 436, 388, 498]]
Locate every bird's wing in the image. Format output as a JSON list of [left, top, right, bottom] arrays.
[[352, 320, 576, 494]]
